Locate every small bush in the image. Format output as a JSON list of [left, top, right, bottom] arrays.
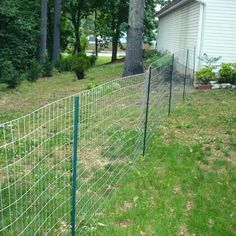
[[144, 49, 164, 65], [42, 55, 53, 77], [27, 60, 42, 82], [56, 55, 73, 72], [89, 55, 97, 66], [147, 53, 171, 68], [0, 61, 20, 88], [143, 49, 158, 59], [87, 79, 99, 90], [80, 34, 88, 53], [219, 63, 236, 84], [71, 53, 91, 80], [196, 67, 215, 85]]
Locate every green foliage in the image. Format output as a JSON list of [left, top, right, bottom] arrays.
[[56, 54, 73, 72], [0, 0, 40, 87], [196, 67, 216, 85], [42, 55, 53, 77], [219, 63, 236, 84], [87, 78, 99, 90], [80, 33, 89, 52], [0, 0, 39, 73], [143, 0, 158, 44], [89, 55, 98, 66], [27, 60, 42, 82], [144, 49, 165, 65], [62, 0, 91, 53], [95, 0, 129, 58], [71, 53, 91, 80], [143, 49, 157, 59], [0, 61, 20, 88], [148, 54, 172, 74]]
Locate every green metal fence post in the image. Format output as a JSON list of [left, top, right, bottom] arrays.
[[168, 54, 175, 116], [143, 66, 152, 156], [71, 96, 79, 236], [183, 49, 189, 100]]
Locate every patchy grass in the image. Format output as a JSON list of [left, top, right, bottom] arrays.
[[0, 57, 124, 123], [90, 90, 236, 236], [0, 70, 145, 235], [1, 62, 235, 236]]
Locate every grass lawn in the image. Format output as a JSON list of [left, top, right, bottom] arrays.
[[0, 57, 124, 124], [1, 58, 236, 235], [92, 90, 236, 236]]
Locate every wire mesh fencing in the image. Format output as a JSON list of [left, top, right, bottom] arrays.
[[0, 52, 193, 235]]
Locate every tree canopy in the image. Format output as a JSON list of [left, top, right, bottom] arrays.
[[0, 0, 171, 87]]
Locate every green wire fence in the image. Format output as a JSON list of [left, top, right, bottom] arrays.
[[0, 52, 193, 235]]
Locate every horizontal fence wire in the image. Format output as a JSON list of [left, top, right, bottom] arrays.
[[0, 52, 193, 235]]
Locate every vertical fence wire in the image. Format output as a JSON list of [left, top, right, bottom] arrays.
[[0, 53, 193, 235], [183, 49, 189, 100]]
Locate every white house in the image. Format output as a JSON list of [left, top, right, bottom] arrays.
[[157, 0, 236, 70]]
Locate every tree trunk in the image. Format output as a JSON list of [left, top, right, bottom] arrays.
[[74, 27, 81, 53], [95, 36, 98, 56], [72, 17, 81, 54], [124, 0, 145, 76], [39, 0, 48, 64], [52, 0, 62, 64], [94, 10, 98, 57], [111, 32, 119, 63]]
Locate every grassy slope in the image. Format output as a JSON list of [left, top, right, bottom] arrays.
[[0, 57, 124, 123], [92, 90, 236, 236]]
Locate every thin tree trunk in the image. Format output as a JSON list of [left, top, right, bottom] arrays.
[[39, 0, 48, 64], [72, 17, 81, 54], [111, 32, 119, 62], [52, 0, 62, 64], [95, 36, 98, 56], [74, 26, 81, 53], [94, 10, 98, 56], [47, 6, 53, 60], [124, 0, 145, 76]]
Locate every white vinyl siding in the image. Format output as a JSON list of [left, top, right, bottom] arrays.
[[157, 0, 201, 69], [202, 0, 236, 64]]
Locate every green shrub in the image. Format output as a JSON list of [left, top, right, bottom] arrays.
[[147, 55, 162, 64], [0, 61, 20, 88], [56, 55, 73, 72], [143, 49, 158, 59], [87, 78, 99, 90], [145, 49, 165, 64], [42, 55, 53, 77], [0, 1, 39, 75], [80, 34, 88, 53], [71, 53, 91, 80], [219, 63, 236, 84], [89, 55, 97, 66], [147, 53, 171, 67], [148, 54, 173, 82], [27, 60, 42, 82], [196, 67, 215, 85]]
